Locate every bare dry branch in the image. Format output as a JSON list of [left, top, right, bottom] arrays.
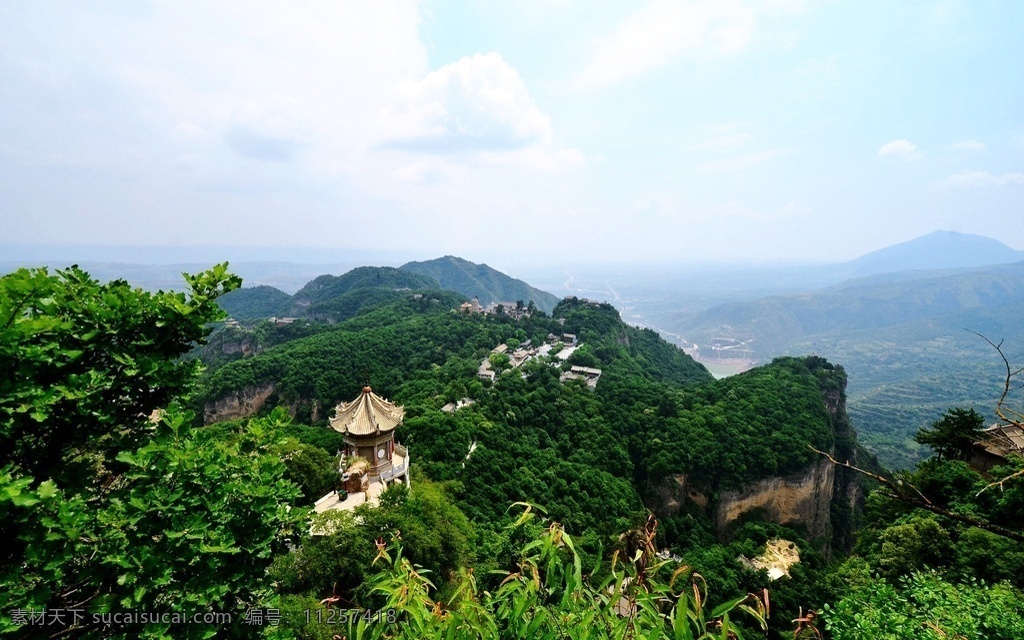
[[810, 446, 1024, 543], [977, 467, 1024, 496], [810, 447, 930, 504], [967, 330, 1024, 424], [967, 331, 1024, 493]]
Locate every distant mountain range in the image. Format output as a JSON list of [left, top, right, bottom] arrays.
[[217, 257, 561, 322], [666, 232, 1024, 469], [681, 261, 1024, 358]]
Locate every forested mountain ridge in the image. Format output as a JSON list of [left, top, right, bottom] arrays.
[[200, 293, 713, 423], [401, 255, 560, 313], [198, 288, 859, 551], [290, 267, 438, 309], [216, 266, 440, 323], [627, 355, 863, 552], [216, 283, 293, 320], [216, 259, 562, 324]]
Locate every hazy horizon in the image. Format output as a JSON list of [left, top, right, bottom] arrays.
[[5, 227, 1024, 273]]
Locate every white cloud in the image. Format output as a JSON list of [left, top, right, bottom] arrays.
[[877, 139, 922, 160], [944, 170, 1024, 188], [380, 53, 553, 152], [576, 1, 756, 88], [377, 52, 580, 170], [0, 2, 428, 178], [950, 139, 985, 151], [480, 146, 584, 171]]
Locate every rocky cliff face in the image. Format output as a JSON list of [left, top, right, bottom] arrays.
[[653, 460, 841, 543], [203, 385, 324, 425], [203, 383, 276, 423], [714, 457, 835, 540], [206, 327, 260, 357]]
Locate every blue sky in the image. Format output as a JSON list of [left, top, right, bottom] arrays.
[[2, 0, 1023, 265]]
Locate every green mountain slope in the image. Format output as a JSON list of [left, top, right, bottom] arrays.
[[215, 261, 561, 324], [291, 267, 438, 311], [202, 293, 712, 417], [217, 284, 293, 321], [401, 255, 560, 313], [214, 266, 442, 325]]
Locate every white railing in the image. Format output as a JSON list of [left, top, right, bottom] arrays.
[[380, 446, 409, 482]]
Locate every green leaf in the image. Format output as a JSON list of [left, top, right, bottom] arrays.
[[37, 480, 58, 500], [673, 601, 695, 640], [710, 594, 747, 618]]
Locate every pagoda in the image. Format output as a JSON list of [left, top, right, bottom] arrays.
[[326, 386, 409, 498]]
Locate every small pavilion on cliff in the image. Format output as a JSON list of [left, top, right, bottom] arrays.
[[313, 386, 410, 514]]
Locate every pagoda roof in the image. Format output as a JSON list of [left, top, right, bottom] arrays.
[[329, 386, 404, 436], [975, 423, 1024, 459]]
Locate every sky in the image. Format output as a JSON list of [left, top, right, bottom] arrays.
[[2, 0, 1023, 267]]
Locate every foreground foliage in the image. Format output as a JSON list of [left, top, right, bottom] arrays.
[[824, 570, 1024, 639], [0, 265, 303, 639], [291, 506, 769, 640], [1, 407, 304, 638], [820, 400, 1024, 638], [1, 263, 240, 485]]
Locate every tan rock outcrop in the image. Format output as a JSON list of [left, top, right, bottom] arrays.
[[714, 458, 835, 540], [203, 383, 276, 423]]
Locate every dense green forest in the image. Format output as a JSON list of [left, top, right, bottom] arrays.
[[218, 284, 294, 321], [3, 264, 1023, 639], [217, 267, 442, 324]]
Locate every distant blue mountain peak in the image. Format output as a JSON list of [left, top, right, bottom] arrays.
[[848, 230, 1023, 277]]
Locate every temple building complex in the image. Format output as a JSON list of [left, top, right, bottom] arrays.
[[314, 386, 410, 514]]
